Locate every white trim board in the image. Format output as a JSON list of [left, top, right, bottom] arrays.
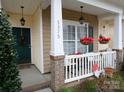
[[78, 0, 123, 14]]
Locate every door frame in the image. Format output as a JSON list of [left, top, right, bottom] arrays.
[[12, 26, 33, 65]]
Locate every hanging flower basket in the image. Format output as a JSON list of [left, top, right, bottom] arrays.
[[98, 35, 110, 44], [80, 37, 94, 45]]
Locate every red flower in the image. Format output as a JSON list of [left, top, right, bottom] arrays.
[[74, 52, 81, 55], [80, 37, 94, 45], [98, 36, 110, 44]]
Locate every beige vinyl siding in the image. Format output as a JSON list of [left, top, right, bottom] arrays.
[[32, 7, 43, 73], [98, 19, 114, 51], [42, 7, 51, 73], [42, 7, 98, 73]]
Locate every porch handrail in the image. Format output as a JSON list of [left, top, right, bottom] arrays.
[[64, 51, 116, 83]]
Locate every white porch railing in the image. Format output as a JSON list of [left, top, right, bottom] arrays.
[[64, 51, 116, 83]]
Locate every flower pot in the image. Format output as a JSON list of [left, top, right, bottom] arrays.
[[104, 67, 113, 78]]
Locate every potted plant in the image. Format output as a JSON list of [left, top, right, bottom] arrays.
[[104, 67, 113, 78], [80, 37, 94, 45], [98, 35, 110, 44]]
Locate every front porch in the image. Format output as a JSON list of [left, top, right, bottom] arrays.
[[1, 0, 123, 91], [49, 0, 123, 91]]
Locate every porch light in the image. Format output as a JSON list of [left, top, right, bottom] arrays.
[[79, 6, 85, 24], [20, 6, 25, 26]]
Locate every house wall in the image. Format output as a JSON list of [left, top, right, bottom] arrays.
[[32, 6, 44, 73], [98, 19, 114, 50], [42, 7, 98, 73], [122, 20, 124, 47]]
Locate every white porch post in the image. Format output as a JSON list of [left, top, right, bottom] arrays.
[[113, 13, 123, 49], [50, 0, 64, 56], [0, 0, 2, 9], [50, 0, 65, 91]]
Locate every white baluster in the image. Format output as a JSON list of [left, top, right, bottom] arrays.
[[79, 57, 81, 76], [82, 57, 84, 75], [65, 58, 68, 80], [76, 58, 78, 77], [85, 57, 87, 74], [90, 56, 93, 73], [87, 56, 90, 74], [72, 58, 75, 78], [69, 58, 71, 79]]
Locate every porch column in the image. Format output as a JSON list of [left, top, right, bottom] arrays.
[[50, 0, 64, 56], [50, 0, 65, 91], [113, 13, 123, 49], [0, 0, 2, 9], [113, 13, 123, 70]]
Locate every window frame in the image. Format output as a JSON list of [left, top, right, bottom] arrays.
[[63, 20, 89, 55]]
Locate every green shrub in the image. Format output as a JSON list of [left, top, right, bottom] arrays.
[[59, 87, 73, 92], [83, 80, 97, 92], [113, 73, 123, 88]]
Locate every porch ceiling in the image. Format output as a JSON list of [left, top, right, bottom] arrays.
[[101, 0, 124, 9], [2, 0, 122, 16], [62, 0, 113, 16], [1, 0, 47, 15]]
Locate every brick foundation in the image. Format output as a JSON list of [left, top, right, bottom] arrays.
[[50, 55, 65, 91], [112, 49, 123, 71]]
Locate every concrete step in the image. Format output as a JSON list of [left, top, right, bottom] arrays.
[[35, 88, 53, 92], [19, 65, 51, 92], [22, 80, 50, 92], [18, 63, 32, 69]]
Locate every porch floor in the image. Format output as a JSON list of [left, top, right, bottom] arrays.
[[19, 65, 51, 92]]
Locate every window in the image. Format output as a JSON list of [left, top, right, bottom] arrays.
[[63, 20, 91, 55]]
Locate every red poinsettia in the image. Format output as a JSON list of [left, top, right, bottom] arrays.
[[98, 35, 110, 44], [80, 37, 94, 45], [73, 52, 82, 55]]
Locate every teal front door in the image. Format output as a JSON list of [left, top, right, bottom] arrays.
[[12, 27, 31, 64]]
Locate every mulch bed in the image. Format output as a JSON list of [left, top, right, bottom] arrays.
[[67, 71, 124, 92]]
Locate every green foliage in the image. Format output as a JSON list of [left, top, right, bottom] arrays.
[[0, 8, 22, 91], [59, 87, 73, 92], [99, 34, 103, 38], [113, 73, 123, 81], [113, 73, 123, 88], [83, 80, 97, 92]]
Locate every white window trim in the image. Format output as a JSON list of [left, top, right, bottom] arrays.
[[63, 20, 89, 55]]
